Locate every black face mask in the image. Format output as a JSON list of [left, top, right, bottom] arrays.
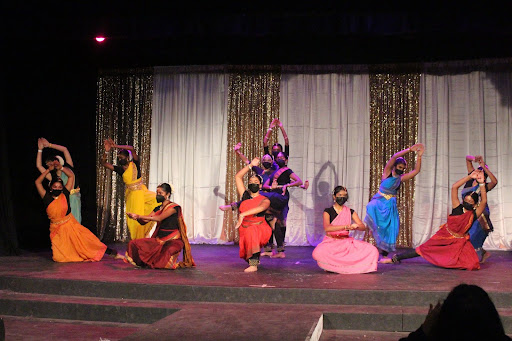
[[118, 158, 128, 166], [262, 162, 272, 169], [462, 201, 474, 211], [276, 159, 286, 168], [395, 168, 404, 175], [272, 152, 279, 159], [156, 195, 166, 203], [51, 189, 63, 197], [248, 183, 260, 193], [336, 197, 348, 206]]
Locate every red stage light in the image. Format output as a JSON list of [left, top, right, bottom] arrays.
[[95, 37, 106, 43]]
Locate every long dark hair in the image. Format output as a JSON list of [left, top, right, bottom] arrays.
[[433, 284, 506, 340]]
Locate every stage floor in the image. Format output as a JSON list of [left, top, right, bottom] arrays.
[[1, 245, 511, 340], [1, 244, 511, 293]]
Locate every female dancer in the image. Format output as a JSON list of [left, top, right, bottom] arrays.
[[263, 118, 290, 160], [101, 138, 159, 240], [313, 186, 379, 274], [234, 157, 272, 272], [464, 155, 498, 262], [36, 138, 82, 223], [35, 164, 116, 262], [364, 143, 424, 260], [262, 152, 302, 258], [124, 183, 195, 269], [383, 170, 487, 270]]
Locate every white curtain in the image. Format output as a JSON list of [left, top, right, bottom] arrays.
[[413, 71, 512, 250], [149, 68, 229, 243], [279, 73, 371, 246]]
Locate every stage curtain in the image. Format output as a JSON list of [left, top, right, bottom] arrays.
[[95, 68, 154, 242], [279, 73, 371, 245], [413, 70, 512, 250], [149, 69, 229, 243], [223, 68, 281, 242], [367, 73, 420, 248]]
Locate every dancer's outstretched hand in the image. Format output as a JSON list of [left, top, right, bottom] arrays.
[[104, 139, 112, 151], [250, 157, 260, 168], [233, 142, 242, 152], [235, 214, 244, 229], [38, 138, 44, 150], [466, 155, 475, 162], [126, 212, 139, 220]]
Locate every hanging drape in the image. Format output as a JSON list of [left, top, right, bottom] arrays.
[[413, 70, 512, 250], [279, 73, 371, 246], [223, 68, 281, 242], [367, 73, 420, 247], [148, 68, 229, 243], [96, 68, 154, 242]]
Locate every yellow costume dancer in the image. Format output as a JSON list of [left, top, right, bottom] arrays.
[[123, 161, 159, 239]]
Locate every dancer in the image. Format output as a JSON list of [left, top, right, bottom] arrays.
[[101, 138, 159, 240], [262, 152, 303, 258], [234, 157, 272, 272], [234, 142, 275, 185], [312, 186, 378, 274], [263, 118, 290, 160], [382, 170, 487, 270], [124, 183, 195, 269], [464, 155, 498, 262], [36, 138, 82, 223], [364, 143, 424, 260], [35, 164, 117, 262]]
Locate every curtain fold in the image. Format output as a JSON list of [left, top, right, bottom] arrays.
[[96, 68, 154, 242], [413, 71, 512, 250], [149, 71, 229, 243], [279, 73, 371, 245], [367, 73, 420, 248], [224, 69, 281, 242]]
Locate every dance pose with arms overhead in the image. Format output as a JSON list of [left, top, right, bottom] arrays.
[[101, 138, 159, 240], [383, 170, 487, 270], [364, 143, 424, 260]]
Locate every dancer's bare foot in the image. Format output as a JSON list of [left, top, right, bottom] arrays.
[[379, 257, 393, 264], [481, 250, 491, 263], [261, 251, 273, 257], [114, 253, 125, 260], [244, 265, 258, 272], [270, 252, 285, 258]]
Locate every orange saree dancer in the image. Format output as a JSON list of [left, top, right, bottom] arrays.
[[124, 203, 195, 269], [47, 191, 107, 262]]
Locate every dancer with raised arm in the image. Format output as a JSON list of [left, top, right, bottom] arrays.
[[364, 143, 424, 261], [100, 138, 159, 240], [36, 138, 82, 223], [382, 170, 487, 270], [313, 186, 378, 274], [463, 155, 498, 262], [35, 164, 117, 262], [263, 118, 290, 160], [234, 157, 272, 272], [124, 183, 195, 269]]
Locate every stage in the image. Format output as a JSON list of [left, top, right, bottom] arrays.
[[1, 244, 511, 340]]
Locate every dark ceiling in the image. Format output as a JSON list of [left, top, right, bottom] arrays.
[[5, 2, 512, 67]]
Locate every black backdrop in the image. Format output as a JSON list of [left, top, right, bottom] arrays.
[[2, 2, 512, 254]]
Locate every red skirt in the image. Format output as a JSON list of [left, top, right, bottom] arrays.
[[416, 224, 480, 270], [125, 231, 184, 269], [239, 220, 272, 260]]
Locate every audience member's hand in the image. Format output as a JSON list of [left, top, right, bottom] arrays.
[[422, 301, 442, 336]]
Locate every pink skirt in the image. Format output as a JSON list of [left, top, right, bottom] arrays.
[[312, 236, 379, 274]]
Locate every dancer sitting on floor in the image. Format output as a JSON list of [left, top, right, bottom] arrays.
[[101, 138, 159, 240], [364, 143, 424, 261], [36, 138, 83, 223], [35, 163, 117, 262], [312, 186, 378, 274], [234, 157, 272, 272], [382, 170, 487, 271], [463, 155, 498, 263], [124, 183, 195, 269]]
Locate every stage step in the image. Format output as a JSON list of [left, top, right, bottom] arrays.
[[319, 330, 409, 341], [1, 276, 511, 308]]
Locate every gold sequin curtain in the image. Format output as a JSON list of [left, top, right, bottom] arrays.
[[96, 68, 154, 242], [223, 68, 281, 242], [367, 73, 420, 248]]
